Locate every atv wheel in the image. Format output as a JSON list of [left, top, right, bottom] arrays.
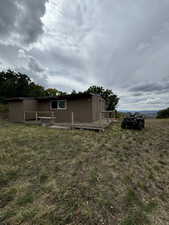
[[121, 121, 126, 129], [138, 121, 144, 130]]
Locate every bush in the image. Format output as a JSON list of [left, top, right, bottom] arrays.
[[0, 104, 8, 113], [157, 108, 169, 119]]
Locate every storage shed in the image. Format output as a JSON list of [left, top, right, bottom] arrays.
[[8, 93, 105, 123]]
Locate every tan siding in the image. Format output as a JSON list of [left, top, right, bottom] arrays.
[[92, 96, 105, 121], [8, 95, 105, 123], [37, 101, 50, 111], [23, 99, 38, 111], [23, 100, 38, 120], [37, 98, 93, 123], [8, 101, 24, 122], [67, 98, 92, 123]]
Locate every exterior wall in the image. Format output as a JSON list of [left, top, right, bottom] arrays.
[[37, 101, 50, 111], [92, 95, 105, 121], [8, 95, 105, 123], [37, 97, 93, 123], [23, 99, 38, 111], [8, 101, 24, 122], [8, 99, 38, 122], [23, 99, 38, 120], [0, 112, 8, 120], [68, 98, 92, 123]]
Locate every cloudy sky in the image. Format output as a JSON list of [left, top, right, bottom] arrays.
[[0, 0, 169, 110]]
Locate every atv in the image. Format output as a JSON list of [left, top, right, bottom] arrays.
[[121, 113, 145, 130]]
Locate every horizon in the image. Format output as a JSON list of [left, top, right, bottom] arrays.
[[118, 109, 159, 112]]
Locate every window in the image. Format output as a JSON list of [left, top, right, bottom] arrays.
[[51, 100, 67, 110], [51, 101, 58, 109], [57, 100, 66, 109]]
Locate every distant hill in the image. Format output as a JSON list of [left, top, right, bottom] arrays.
[[137, 111, 158, 118], [120, 110, 158, 118]]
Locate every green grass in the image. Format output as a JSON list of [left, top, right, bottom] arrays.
[[0, 119, 169, 225], [121, 189, 157, 225]]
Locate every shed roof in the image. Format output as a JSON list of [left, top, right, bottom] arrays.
[[7, 93, 102, 102], [7, 97, 35, 102], [37, 93, 95, 101]]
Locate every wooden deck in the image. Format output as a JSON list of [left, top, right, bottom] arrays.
[[49, 119, 115, 132], [23, 110, 116, 131], [24, 119, 115, 131]]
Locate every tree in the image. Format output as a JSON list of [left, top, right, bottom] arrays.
[[59, 91, 67, 96], [86, 85, 119, 110], [157, 108, 169, 118], [71, 90, 77, 95], [0, 70, 31, 98], [45, 88, 61, 96], [28, 83, 45, 97], [0, 70, 45, 100]]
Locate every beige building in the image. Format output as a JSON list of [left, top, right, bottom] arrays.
[[8, 93, 105, 123]]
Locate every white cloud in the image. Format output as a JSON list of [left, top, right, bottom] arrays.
[[47, 75, 89, 92]]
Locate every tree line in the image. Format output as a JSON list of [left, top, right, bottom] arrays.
[[157, 108, 169, 118], [0, 70, 119, 110]]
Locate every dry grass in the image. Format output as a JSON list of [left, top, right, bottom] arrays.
[[0, 119, 169, 225]]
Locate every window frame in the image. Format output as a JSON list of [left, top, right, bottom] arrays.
[[50, 99, 67, 110]]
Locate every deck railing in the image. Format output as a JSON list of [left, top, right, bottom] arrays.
[[24, 111, 56, 121], [24, 110, 116, 124], [101, 111, 116, 121], [24, 111, 74, 124]]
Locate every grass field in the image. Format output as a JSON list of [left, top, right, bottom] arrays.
[[0, 119, 169, 225]]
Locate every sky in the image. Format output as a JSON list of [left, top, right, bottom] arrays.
[[0, 0, 169, 110]]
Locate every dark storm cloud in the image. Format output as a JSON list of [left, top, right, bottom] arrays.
[[29, 47, 89, 85], [129, 82, 169, 93], [0, 0, 18, 38], [0, 44, 47, 85], [0, 0, 48, 44], [16, 65, 47, 86], [132, 93, 143, 97], [17, 0, 48, 44], [0, 43, 19, 63], [17, 49, 48, 85]]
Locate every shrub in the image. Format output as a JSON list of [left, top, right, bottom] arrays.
[[0, 104, 8, 113], [157, 108, 169, 118]]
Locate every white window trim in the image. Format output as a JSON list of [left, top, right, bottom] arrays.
[[50, 100, 67, 110]]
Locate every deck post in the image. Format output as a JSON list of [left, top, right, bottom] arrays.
[[71, 112, 74, 125], [100, 112, 102, 125], [51, 111, 55, 123], [24, 111, 26, 121], [36, 112, 38, 121]]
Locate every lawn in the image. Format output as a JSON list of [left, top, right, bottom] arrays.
[[0, 119, 169, 225]]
